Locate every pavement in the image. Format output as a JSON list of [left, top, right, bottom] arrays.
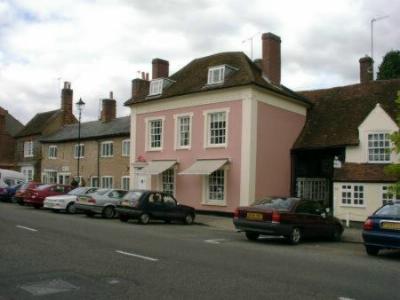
[[195, 213, 364, 243]]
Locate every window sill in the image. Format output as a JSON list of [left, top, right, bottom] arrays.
[[101, 156, 114, 158], [367, 161, 391, 164], [205, 144, 227, 149], [147, 148, 163, 152], [339, 205, 366, 209], [176, 146, 191, 151], [202, 201, 227, 207], [74, 157, 85, 159]]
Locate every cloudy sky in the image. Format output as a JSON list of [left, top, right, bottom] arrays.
[[0, 0, 399, 124]]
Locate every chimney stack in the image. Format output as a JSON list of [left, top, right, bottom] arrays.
[[100, 92, 116, 123], [152, 58, 169, 79], [261, 32, 281, 86], [61, 81, 74, 125], [359, 56, 373, 84], [131, 78, 150, 100], [0, 107, 6, 134]]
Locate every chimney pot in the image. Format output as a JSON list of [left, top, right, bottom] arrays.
[[359, 56, 373, 84], [261, 32, 281, 85], [152, 58, 169, 79], [109, 91, 113, 99], [100, 97, 116, 123]]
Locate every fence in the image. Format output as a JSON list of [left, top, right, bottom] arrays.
[[296, 177, 329, 203]]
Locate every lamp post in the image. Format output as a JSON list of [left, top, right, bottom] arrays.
[[76, 98, 85, 186]]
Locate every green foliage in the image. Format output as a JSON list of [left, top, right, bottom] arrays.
[[386, 91, 400, 194], [377, 50, 400, 80]]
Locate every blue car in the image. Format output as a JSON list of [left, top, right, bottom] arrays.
[[362, 202, 400, 256], [0, 183, 23, 202]]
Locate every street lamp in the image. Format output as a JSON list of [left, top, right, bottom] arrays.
[[75, 98, 85, 186]]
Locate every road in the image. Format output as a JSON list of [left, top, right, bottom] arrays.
[[0, 202, 398, 300]]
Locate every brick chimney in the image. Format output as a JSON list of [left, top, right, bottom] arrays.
[[359, 56, 373, 84], [131, 78, 150, 100], [261, 32, 281, 86], [61, 81, 74, 125], [100, 92, 117, 123], [152, 58, 169, 79], [0, 107, 6, 134]]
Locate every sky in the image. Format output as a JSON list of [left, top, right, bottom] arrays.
[[0, 0, 399, 124]]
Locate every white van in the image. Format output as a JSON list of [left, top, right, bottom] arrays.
[[0, 169, 26, 188]]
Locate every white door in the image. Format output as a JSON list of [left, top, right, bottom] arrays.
[[137, 174, 147, 189]]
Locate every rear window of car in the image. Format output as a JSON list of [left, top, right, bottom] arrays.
[[68, 187, 87, 195], [375, 204, 400, 217], [252, 197, 299, 211], [123, 191, 143, 202], [37, 184, 52, 190]]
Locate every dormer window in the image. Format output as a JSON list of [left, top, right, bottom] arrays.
[[208, 66, 225, 85], [149, 79, 163, 96]]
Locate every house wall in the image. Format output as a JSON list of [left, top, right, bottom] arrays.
[[41, 136, 130, 188], [346, 104, 399, 163], [333, 181, 389, 222], [0, 132, 17, 169], [16, 134, 42, 181]]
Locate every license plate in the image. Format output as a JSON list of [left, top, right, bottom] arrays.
[[246, 212, 263, 221], [381, 222, 400, 230]]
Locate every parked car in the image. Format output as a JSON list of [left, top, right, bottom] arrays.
[[75, 189, 127, 219], [0, 168, 25, 188], [116, 190, 196, 225], [43, 187, 98, 214], [0, 183, 23, 202], [233, 197, 344, 244], [13, 182, 41, 205], [24, 184, 72, 209], [362, 202, 400, 256]]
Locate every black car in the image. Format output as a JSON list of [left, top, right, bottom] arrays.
[[362, 202, 400, 256], [233, 197, 344, 244], [116, 190, 195, 225]]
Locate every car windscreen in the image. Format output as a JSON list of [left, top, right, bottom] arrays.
[[37, 184, 52, 190], [375, 204, 400, 217], [68, 187, 87, 195], [122, 191, 143, 202], [252, 197, 298, 211]]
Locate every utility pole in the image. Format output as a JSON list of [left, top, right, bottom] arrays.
[[370, 15, 389, 79]]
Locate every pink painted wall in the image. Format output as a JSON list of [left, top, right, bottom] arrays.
[[135, 100, 242, 212], [255, 102, 306, 199]]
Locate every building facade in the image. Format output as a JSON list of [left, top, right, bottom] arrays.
[[126, 33, 310, 213]]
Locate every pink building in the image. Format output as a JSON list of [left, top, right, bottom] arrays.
[[125, 33, 310, 213]]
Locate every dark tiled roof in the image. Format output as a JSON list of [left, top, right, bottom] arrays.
[[125, 52, 310, 106], [16, 109, 61, 138], [334, 163, 399, 183], [5, 112, 24, 137], [294, 79, 400, 150], [40, 116, 130, 142]]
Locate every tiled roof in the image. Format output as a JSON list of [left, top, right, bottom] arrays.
[[5, 112, 24, 137], [16, 110, 61, 138], [294, 79, 400, 150], [125, 52, 310, 106], [40, 116, 130, 142], [334, 163, 399, 183]]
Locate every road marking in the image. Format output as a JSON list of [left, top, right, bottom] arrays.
[[16, 225, 38, 232], [338, 297, 355, 300], [115, 250, 159, 262], [204, 239, 227, 244]]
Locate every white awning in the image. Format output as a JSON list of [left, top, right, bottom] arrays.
[[136, 160, 177, 175], [178, 159, 228, 175]]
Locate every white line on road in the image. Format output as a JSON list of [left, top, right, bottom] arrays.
[[16, 225, 38, 232], [115, 250, 159, 262], [204, 239, 227, 244]]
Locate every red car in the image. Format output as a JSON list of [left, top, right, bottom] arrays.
[[24, 184, 72, 209], [13, 182, 42, 205]]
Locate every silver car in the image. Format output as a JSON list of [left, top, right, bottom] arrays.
[[43, 187, 98, 214], [75, 189, 127, 219]]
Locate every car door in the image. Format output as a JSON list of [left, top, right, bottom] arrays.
[[294, 201, 325, 238], [107, 190, 126, 206], [146, 192, 165, 219], [162, 194, 181, 220]]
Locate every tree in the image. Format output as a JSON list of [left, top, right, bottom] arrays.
[[386, 91, 400, 195], [377, 50, 400, 80]]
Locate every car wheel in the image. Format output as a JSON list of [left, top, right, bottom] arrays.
[[33, 204, 41, 209], [102, 206, 115, 219], [365, 245, 380, 256], [287, 227, 302, 245], [85, 211, 95, 217], [18, 200, 24, 206], [184, 213, 194, 225], [119, 215, 129, 222], [331, 226, 343, 242], [139, 213, 150, 224], [245, 231, 260, 241], [66, 203, 77, 214]]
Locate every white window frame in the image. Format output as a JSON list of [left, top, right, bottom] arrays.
[[121, 176, 130, 190], [21, 166, 34, 181], [202, 168, 228, 206], [48, 145, 58, 159], [90, 176, 99, 188], [174, 113, 193, 150], [207, 65, 225, 85], [42, 169, 57, 184], [145, 116, 165, 151], [340, 184, 365, 207], [101, 176, 113, 189], [381, 185, 400, 205], [23, 141, 34, 158], [122, 139, 130, 157], [74, 144, 85, 159], [159, 168, 176, 196], [149, 79, 163, 96], [203, 108, 230, 148], [101, 141, 114, 158], [367, 132, 391, 163]]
